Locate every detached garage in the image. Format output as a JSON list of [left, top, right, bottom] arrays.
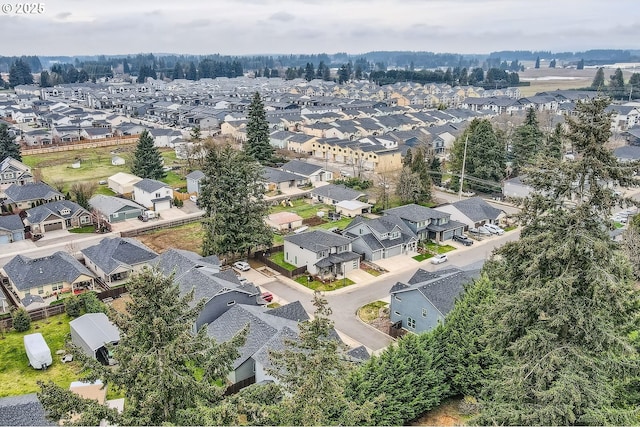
[[70, 313, 120, 365]]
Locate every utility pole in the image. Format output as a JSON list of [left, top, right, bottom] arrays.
[[458, 135, 468, 200]]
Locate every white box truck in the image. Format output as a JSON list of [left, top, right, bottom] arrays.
[[23, 333, 53, 370]]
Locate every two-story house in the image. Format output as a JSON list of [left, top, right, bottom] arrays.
[[383, 204, 466, 242], [0, 157, 34, 197], [389, 267, 479, 334], [343, 215, 418, 261], [283, 229, 361, 277], [132, 178, 173, 211]]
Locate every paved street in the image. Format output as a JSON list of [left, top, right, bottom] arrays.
[[258, 229, 521, 353]]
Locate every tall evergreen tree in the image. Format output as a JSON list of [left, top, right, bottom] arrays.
[[39, 70, 52, 87], [186, 62, 197, 80], [130, 130, 166, 180], [577, 58, 585, 70], [244, 92, 274, 164], [511, 107, 544, 175], [172, 62, 184, 80], [38, 268, 246, 426], [535, 56, 540, 69], [475, 98, 640, 425], [304, 62, 315, 82], [200, 144, 272, 259], [591, 67, 605, 89], [396, 166, 422, 204], [8, 59, 33, 87], [0, 123, 21, 162], [549, 59, 556, 68]]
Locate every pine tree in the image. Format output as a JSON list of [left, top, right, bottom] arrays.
[[577, 58, 585, 70], [186, 62, 197, 80], [39, 268, 246, 426], [0, 123, 21, 162], [430, 156, 442, 186], [172, 62, 184, 80], [8, 59, 33, 87], [396, 167, 422, 204], [244, 92, 274, 164], [535, 56, 540, 69], [130, 130, 166, 180], [475, 98, 640, 425], [511, 107, 544, 175], [304, 62, 315, 81], [11, 307, 31, 332], [39, 70, 51, 87], [200, 144, 272, 259], [591, 67, 605, 89]]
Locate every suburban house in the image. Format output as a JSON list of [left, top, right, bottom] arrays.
[[132, 178, 173, 211], [343, 215, 418, 261], [23, 200, 93, 235], [0, 156, 34, 196], [2, 251, 96, 301], [0, 214, 25, 244], [389, 267, 479, 334], [262, 167, 308, 192], [107, 172, 143, 195], [149, 128, 183, 147], [88, 194, 146, 223], [284, 229, 361, 277], [434, 197, 505, 230], [265, 211, 304, 231], [153, 249, 262, 330], [280, 159, 333, 183], [383, 204, 466, 242], [81, 237, 158, 286], [335, 200, 372, 217], [4, 182, 64, 210], [186, 170, 205, 195], [310, 184, 366, 205], [207, 301, 368, 388]]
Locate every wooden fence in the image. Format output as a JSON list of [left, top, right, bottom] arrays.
[[0, 304, 66, 330], [223, 376, 256, 396], [21, 136, 138, 155], [120, 213, 204, 237], [253, 247, 307, 278]]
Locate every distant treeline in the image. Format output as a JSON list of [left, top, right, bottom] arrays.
[[488, 49, 640, 63], [0, 56, 42, 73], [369, 67, 520, 87]]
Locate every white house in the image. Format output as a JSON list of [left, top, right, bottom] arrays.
[[132, 178, 173, 211], [107, 172, 143, 195], [283, 229, 361, 277]]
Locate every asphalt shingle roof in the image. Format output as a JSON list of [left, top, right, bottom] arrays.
[[384, 203, 450, 222], [285, 229, 352, 253], [0, 393, 56, 426], [133, 178, 169, 193], [4, 251, 94, 292], [311, 184, 365, 203], [25, 200, 87, 224], [81, 237, 157, 275], [450, 197, 503, 222], [5, 182, 62, 203], [262, 167, 301, 184], [0, 214, 23, 232], [186, 170, 205, 180], [88, 195, 145, 216], [280, 160, 323, 177]]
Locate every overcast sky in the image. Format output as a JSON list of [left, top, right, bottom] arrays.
[[1, 0, 638, 56]]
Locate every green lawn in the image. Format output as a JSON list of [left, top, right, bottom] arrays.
[[294, 275, 355, 292], [413, 253, 434, 262], [315, 216, 353, 230], [361, 266, 383, 277], [422, 241, 456, 254], [0, 314, 81, 398], [162, 171, 186, 187], [269, 199, 330, 219], [69, 226, 96, 234], [504, 225, 518, 232], [269, 252, 297, 271], [358, 301, 389, 323]]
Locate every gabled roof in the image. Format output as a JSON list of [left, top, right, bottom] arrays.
[[25, 200, 88, 224], [280, 159, 323, 177], [262, 166, 301, 184], [88, 195, 145, 216], [383, 203, 449, 222], [70, 313, 120, 352], [311, 184, 365, 203], [186, 170, 205, 180], [0, 156, 31, 175], [285, 229, 352, 253], [0, 214, 24, 232], [449, 197, 503, 222], [0, 393, 56, 426], [4, 251, 95, 291], [81, 237, 157, 275], [391, 267, 480, 316], [133, 178, 170, 193], [5, 182, 62, 203]]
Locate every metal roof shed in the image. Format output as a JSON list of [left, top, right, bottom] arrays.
[[69, 313, 120, 363]]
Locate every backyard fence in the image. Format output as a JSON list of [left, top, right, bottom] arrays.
[[253, 247, 307, 278], [21, 136, 138, 154], [120, 212, 204, 237]]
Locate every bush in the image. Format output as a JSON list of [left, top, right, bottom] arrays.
[[173, 197, 184, 208], [81, 292, 107, 314], [64, 295, 83, 317], [12, 308, 31, 332]]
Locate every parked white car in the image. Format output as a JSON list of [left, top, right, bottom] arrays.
[[430, 254, 448, 264], [233, 261, 251, 271], [482, 223, 505, 235], [469, 226, 491, 235]]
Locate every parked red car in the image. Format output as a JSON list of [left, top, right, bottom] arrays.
[[261, 292, 273, 303]]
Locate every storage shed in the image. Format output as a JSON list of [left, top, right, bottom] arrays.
[[70, 313, 120, 365]]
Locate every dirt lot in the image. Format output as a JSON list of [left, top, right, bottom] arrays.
[[136, 222, 204, 254], [412, 397, 468, 426]]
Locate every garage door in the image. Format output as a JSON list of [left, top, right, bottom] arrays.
[[0, 235, 9, 244], [44, 222, 63, 231]]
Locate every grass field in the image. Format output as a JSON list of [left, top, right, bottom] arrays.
[[136, 222, 204, 254], [517, 66, 637, 97], [294, 275, 355, 292], [269, 199, 329, 219], [357, 300, 389, 323], [22, 145, 187, 193], [0, 314, 80, 398]]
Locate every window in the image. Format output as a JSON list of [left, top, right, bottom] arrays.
[[155, 192, 161, 198], [394, 311, 401, 316], [4, 172, 14, 179], [394, 295, 402, 302], [422, 308, 428, 317], [38, 287, 44, 295], [226, 301, 236, 306], [80, 216, 90, 224], [407, 317, 416, 329], [352, 260, 358, 268]]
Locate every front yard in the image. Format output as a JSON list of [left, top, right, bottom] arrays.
[[268, 252, 297, 271], [0, 314, 79, 397], [294, 275, 355, 292]]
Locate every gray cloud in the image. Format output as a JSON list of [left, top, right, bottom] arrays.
[[269, 11, 295, 22]]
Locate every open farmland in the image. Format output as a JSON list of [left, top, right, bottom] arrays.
[[518, 66, 637, 96]]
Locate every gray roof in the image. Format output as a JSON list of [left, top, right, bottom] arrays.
[[450, 197, 503, 222], [25, 200, 88, 224], [311, 184, 365, 203], [392, 267, 480, 316], [4, 251, 95, 291], [186, 170, 205, 180], [262, 166, 301, 184], [133, 178, 170, 193], [81, 237, 157, 275], [69, 313, 120, 352], [280, 160, 323, 177], [0, 214, 24, 232], [88, 195, 145, 216], [384, 203, 450, 222], [285, 229, 352, 253], [5, 182, 62, 203], [0, 393, 56, 426], [614, 145, 640, 160]]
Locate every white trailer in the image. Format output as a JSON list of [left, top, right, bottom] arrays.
[[23, 333, 52, 370]]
